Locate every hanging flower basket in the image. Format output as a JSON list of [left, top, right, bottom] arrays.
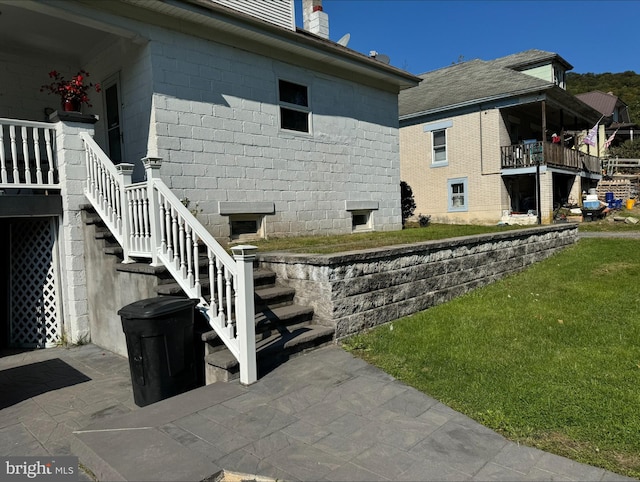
[[41, 70, 101, 112]]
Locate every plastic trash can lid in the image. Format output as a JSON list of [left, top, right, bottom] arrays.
[[118, 297, 199, 319]]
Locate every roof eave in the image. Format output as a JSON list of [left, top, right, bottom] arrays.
[[126, 0, 421, 90], [400, 85, 554, 122]]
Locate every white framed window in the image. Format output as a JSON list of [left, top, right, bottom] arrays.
[[448, 177, 468, 212], [351, 210, 373, 232], [278, 79, 310, 133], [432, 129, 447, 165], [424, 120, 452, 167]]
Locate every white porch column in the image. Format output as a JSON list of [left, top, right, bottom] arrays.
[[231, 245, 258, 385], [52, 112, 98, 344]]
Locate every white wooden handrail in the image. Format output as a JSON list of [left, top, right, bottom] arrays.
[[153, 180, 236, 269], [80, 132, 128, 248], [80, 142, 257, 384]]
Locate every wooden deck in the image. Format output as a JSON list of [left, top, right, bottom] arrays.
[[501, 141, 600, 173]]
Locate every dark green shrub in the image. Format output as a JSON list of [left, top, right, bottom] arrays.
[[401, 181, 416, 226]]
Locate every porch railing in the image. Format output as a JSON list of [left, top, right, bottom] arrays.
[[80, 132, 257, 385], [0, 118, 58, 189], [501, 141, 601, 174]]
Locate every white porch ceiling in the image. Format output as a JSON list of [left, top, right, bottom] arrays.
[[0, 1, 126, 64]]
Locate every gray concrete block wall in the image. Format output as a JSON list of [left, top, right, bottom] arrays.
[[257, 225, 578, 338], [143, 27, 402, 239], [81, 212, 160, 357]]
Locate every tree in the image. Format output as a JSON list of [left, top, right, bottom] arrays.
[[609, 138, 640, 159], [400, 181, 416, 226], [567, 71, 640, 125]]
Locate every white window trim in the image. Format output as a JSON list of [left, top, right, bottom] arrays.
[[448, 177, 468, 212], [424, 121, 452, 167], [278, 78, 312, 135], [431, 128, 448, 167]]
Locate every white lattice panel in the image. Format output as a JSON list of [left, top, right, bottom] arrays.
[[10, 219, 60, 347]]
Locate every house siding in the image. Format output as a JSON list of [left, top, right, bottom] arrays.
[[143, 27, 402, 238], [212, 0, 295, 30], [400, 110, 506, 224], [81, 42, 154, 181], [520, 64, 553, 83], [0, 51, 77, 121], [3, 5, 404, 242]]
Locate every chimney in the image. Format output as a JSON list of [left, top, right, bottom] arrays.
[[302, 0, 329, 39]]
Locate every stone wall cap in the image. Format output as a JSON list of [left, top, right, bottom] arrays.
[[256, 224, 578, 266]]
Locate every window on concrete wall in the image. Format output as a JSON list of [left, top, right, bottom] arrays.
[[424, 120, 452, 167], [278, 79, 310, 133], [351, 210, 373, 232], [448, 177, 468, 212], [229, 214, 264, 241]]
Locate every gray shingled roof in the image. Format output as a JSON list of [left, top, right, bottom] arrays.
[[488, 49, 572, 71], [399, 58, 553, 118]]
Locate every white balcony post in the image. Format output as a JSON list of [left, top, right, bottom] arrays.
[[116, 163, 135, 263], [231, 245, 258, 385], [144, 157, 162, 266]]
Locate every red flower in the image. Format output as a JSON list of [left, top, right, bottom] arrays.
[[41, 69, 101, 107]]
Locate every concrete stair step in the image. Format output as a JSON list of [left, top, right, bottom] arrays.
[[253, 268, 276, 287], [155, 280, 293, 304], [201, 304, 315, 348], [94, 226, 115, 240], [103, 243, 123, 257], [254, 285, 295, 308], [83, 211, 102, 225], [255, 303, 314, 331], [204, 324, 335, 382]]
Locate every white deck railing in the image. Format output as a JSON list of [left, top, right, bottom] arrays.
[[80, 133, 257, 384], [0, 118, 58, 189]]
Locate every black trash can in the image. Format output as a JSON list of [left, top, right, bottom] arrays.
[[118, 297, 199, 407]]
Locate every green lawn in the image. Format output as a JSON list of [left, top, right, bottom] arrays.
[[244, 223, 525, 254], [239, 212, 640, 255], [342, 238, 640, 478]]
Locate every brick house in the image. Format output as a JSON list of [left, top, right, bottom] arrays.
[[399, 50, 603, 226], [0, 0, 418, 380], [576, 90, 638, 151]]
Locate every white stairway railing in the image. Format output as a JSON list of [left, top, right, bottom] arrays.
[[80, 133, 257, 385], [0, 118, 58, 189]]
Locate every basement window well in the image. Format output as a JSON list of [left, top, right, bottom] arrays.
[[229, 214, 264, 241], [351, 210, 372, 232], [345, 200, 378, 233], [219, 202, 274, 241]]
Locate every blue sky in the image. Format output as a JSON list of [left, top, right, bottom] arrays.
[[295, 0, 639, 75]]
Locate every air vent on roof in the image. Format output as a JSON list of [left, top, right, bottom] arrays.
[[369, 51, 390, 64]]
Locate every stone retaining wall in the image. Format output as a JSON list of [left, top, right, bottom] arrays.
[[256, 224, 578, 339]]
